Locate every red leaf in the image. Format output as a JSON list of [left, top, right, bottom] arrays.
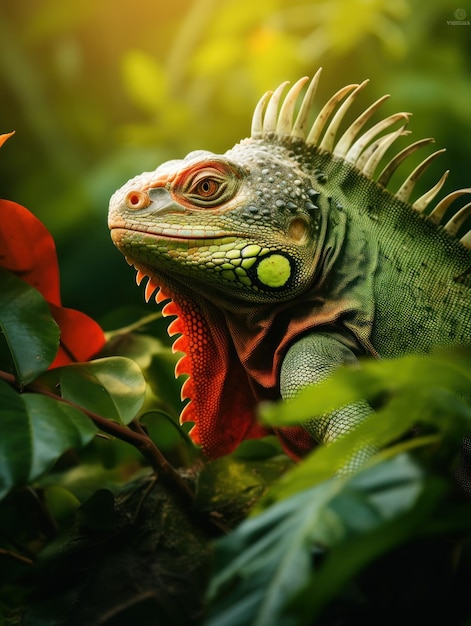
[[0, 199, 106, 365], [0, 131, 15, 149], [0, 199, 61, 304], [48, 304, 106, 367]]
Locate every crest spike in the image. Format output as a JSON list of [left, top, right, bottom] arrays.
[[319, 80, 369, 153], [395, 149, 446, 203], [155, 288, 170, 304], [412, 170, 449, 213], [376, 138, 435, 188], [358, 127, 410, 177], [180, 400, 197, 426], [306, 83, 359, 147], [276, 76, 310, 137], [429, 188, 471, 224], [247, 72, 469, 243], [263, 81, 290, 134], [180, 377, 194, 401], [172, 335, 188, 354], [291, 68, 323, 140], [251, 90, 272, 138], [444, 202, 471, 236], [333, 93, 389, 158], [345, 112, 410, 166], [135, 269, 147, 286], [175, 354, 191, 378], [168, 317, 185, 337], [460, 230, 471, 250], [144, 279, 158, 303]]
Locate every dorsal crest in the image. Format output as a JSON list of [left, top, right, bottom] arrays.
[[250, 69, 471, 249]]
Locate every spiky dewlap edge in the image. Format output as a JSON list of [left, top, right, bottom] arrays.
[[250, 68, 471, 249]]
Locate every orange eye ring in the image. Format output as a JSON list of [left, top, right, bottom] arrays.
[[125, 190, 150, 210], [171, 159, 243, 208]]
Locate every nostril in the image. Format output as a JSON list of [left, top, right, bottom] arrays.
[[125, 190, 150, 210]]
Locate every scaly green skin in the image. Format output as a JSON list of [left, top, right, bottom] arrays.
[[109, 83, 471, 464]]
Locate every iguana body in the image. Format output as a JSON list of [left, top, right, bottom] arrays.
[[109, 70, 471, 461]]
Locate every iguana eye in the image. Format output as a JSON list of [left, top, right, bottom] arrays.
[[172, 161, 242, 209], [185, 171, 228, 206], [192, 177, 222, 198]]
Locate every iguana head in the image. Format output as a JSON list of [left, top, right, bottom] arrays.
[[109, 144, 325, 304], [109, 69, 471, 459]]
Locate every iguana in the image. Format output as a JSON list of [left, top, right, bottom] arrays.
[[108, 69, 471, 468]]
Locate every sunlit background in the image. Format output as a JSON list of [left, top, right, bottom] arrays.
[[1, 0, 470, 321]]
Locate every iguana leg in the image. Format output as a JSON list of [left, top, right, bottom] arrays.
[[280, 333, 376, 469]]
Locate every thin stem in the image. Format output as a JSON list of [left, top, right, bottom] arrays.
[[0, 548, 34, 566], [104, 311, 163, 339]]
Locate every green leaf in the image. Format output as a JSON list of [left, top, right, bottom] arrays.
[[0, 379, 97, 500], [142, 410, 193, 449], [44, 485, 81, 527], [206, 455, 442, 626], [0, 268, 59, 387], [261, 350, 471, 427], [105, 327, 183, 416], [254, 349, 471, 508], [258, 387, 471, 509], [53, 357, 146, 425]]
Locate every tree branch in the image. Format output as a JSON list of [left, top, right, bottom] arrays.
[[0, 369, 195, 507]]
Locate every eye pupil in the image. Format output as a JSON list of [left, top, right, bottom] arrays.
[[197, 178, 219, 196]]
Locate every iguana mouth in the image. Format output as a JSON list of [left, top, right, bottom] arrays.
[[110, 226, 241, 245]]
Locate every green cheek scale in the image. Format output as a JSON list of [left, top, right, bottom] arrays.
[[256, 254, 291, 287]]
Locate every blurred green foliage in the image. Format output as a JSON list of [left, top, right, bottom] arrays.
[[0, 0, 469, 320]]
